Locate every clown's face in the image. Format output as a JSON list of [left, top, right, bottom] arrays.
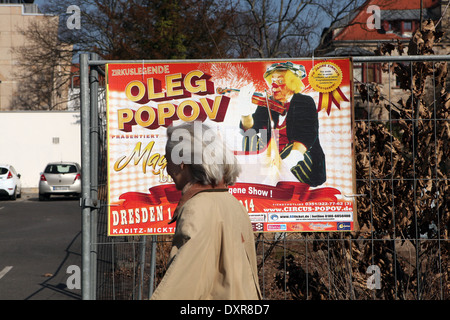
[[271, 71, 293, 102]]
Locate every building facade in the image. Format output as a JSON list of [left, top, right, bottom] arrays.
[[316, 0, 449, 120], [0, 1, 72, 110]]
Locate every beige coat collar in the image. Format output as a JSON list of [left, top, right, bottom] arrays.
[[168, 182, 228, 224]]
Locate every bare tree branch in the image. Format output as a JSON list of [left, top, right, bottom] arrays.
[[11, 19, 73, 110]]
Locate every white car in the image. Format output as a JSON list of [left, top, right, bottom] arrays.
[[0, 164, 22, 200]]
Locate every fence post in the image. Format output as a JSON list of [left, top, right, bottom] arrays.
[[80, 53, 92, 300], [89, 53, 100, 300], [138, 236, 147, 300], [148, 235, 157, 297]]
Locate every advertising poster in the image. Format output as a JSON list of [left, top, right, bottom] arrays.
[[106, 58, 356, 236]]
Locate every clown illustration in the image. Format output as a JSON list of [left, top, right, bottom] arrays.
[[237, 61, 326, 187]]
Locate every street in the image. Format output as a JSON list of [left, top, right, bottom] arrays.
[[0, 191, 81, 300]]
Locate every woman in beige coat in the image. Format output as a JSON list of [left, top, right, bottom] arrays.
[[150, 121, 262, 300]]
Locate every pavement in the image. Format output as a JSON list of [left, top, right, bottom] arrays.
[[0, 188, 82, 300]]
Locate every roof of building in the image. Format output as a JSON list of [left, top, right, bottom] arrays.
[[323, 46, 375, 57], [333, 0, 441, 42]]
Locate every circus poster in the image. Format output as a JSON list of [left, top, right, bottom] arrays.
[[106, 58, 356, 235]]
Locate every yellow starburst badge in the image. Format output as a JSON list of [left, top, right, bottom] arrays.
[[308, 62, 348, 115]]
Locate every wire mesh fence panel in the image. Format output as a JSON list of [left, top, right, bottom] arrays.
[[90, 55, 449, 300]]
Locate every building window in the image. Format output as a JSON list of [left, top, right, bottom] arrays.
[[389, 20, 401, 32], [354, 63, 382, 84], [403, 21, 412, 31], [384, 20, 416, 34], [387, 22, 393, 31]]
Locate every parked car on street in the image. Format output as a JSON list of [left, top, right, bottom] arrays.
[[0, 164, 22, 200], [39, 162, 81, 201]]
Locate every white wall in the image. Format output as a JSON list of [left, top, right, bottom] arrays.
[[0, 111, 81, 188]]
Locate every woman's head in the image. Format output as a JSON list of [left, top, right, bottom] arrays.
[[165, 121, 241, 188]]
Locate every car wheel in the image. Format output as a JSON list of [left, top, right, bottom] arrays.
[[10, 188, 17, 200], [39, 194, 50, 201]]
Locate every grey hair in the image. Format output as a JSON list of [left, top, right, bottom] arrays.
[[165, 121, 241, 186]]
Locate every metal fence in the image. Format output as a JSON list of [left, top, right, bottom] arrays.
[[79, 53, 449, 300]]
